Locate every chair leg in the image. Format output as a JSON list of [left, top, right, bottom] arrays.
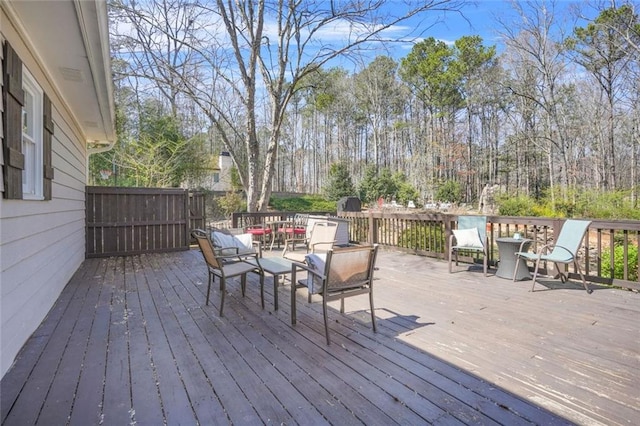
[[260, 273, 265, 309], [240, 274, 246, 297], [512, 256, 521, 282], [531, 257, 543, 292], [206, 271, 213, 305], [219, 278, 226, 316], [555, 263, 567, 283], [369, 289, 377, 333], [291, 267, 297, 325], [323, 298, 331, 345], [574, 261, 592, 294]]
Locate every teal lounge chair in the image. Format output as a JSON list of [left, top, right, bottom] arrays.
[[513, 219, 592, 293]]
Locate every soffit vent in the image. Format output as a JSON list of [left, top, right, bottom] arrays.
[[59, 67, 83, 82]]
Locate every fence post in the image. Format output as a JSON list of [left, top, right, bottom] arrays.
[[184, 189, 189, 247]]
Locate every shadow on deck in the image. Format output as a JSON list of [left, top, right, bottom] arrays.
[[1, 248, 638, 425]]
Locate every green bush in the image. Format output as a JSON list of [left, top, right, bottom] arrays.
[[217, 191, 246, 218], [498, 195, 538, 216], [269, 195, 335, 212], [601, 244, 638, 281], [498, 189, 640, 219], [398, 224, 445, 253]]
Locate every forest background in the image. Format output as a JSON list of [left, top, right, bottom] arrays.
[[90, 0, 640, 220]]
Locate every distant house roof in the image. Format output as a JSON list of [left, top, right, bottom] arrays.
[[2, 0, 115, 146]]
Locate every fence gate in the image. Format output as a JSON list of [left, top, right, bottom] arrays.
[[86, 186, 205, 258]]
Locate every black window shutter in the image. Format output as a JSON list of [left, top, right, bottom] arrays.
[[2, 41, 24, 199], [43, 93, 54, 200]]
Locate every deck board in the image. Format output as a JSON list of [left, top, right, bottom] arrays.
[[2, 248, 638, 425]]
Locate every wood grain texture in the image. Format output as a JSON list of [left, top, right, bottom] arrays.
[[1, 249, 637, 425]]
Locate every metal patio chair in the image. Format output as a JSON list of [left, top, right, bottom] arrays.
[[283, 220, 337, 263], [449, 215, 489, 276], [273, 213, 309, 251], [513, 219, 592, 293], [192, 229, 260, 316], [290, 244, 379, 345], [211, 227, 262, 258]]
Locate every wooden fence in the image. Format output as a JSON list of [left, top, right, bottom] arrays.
[[86, 187, 205, 258]]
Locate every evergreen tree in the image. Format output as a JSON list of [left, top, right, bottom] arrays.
[[324, 163, 356, 201]]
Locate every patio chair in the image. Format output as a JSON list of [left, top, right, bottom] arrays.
[[244, 219, 273, 248], [291, 244, 379, 345], [272, 213, 309, 250], [282, 221, 337, 263], [449, 215, 489, 276], [514, 219, 592, 293], [211, 227, 262, 258], [191, 229, 260, 316]]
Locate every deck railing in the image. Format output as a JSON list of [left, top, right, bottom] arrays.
[[231, 211, 640, 291]]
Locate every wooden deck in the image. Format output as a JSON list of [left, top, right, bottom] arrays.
[[1, 248, 638, 425]]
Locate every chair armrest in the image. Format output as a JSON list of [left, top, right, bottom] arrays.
[[214, 246, 240, 255], [217, 251, 258, 262], [536, 243, 555, 255], [291, 261, 325, 281], [291, 260, 313, 273], [310, 240, 336, 253], [548, 244, 574, 257]]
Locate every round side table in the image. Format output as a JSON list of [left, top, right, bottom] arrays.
[[496, 237, 532, 280]]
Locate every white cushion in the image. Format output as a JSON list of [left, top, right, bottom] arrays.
[[453, 228, 483, 248], [212, 231, 253, 255], [235, 233, 253, 248], [305, 253, 326, 294]]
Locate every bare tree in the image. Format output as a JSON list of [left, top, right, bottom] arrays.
[[110, 0, 467, 211], [499, 0, 580, 208]]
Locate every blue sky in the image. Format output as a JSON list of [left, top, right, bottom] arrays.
[[323, 0, 599, 70]]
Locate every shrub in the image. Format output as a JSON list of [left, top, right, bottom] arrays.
[[498, 195, 537, 216], [398, 224, 445, 253], [216, 191, 246, 218], [269, 195, 335, 212], [601, 244, 639, 282]]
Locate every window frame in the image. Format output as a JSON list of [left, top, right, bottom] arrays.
[[21, 66, 43, 200]]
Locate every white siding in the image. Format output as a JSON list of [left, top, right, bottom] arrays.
[[0, 24, 88, 378]]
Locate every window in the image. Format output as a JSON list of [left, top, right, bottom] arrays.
[[213, 172, 220, 183], [21, 67, 43, 199], [2, 41, 53, 200]]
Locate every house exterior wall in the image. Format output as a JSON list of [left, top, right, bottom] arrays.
[[0, 13, 88, 378]]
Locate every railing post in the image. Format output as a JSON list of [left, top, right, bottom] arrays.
[[444, 214, 452, 257], [368, 211, 377, 244]]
